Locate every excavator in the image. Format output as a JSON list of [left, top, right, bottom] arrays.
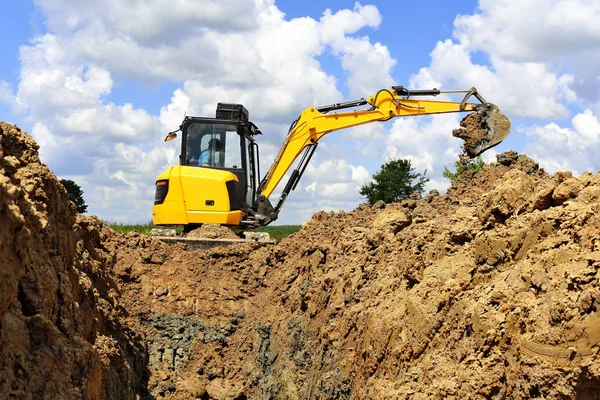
[[152, 86, 510, 237]]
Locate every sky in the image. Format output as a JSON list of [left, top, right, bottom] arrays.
[[0, 0, 599, 225]]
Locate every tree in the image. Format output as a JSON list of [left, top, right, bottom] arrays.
[[360, 159, 429, 205], [443, 156, 486, 182], [60, 179, 88, 213]]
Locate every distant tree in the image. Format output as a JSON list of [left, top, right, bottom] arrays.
[[443, 156, 486, 182], [360, 159, 429, 205], [60, 179, 88, 213]]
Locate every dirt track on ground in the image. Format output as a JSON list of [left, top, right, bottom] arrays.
[[3, 121, 600, 399]]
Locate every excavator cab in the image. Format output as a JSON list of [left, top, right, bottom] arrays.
[[153, 104, 262, 229]]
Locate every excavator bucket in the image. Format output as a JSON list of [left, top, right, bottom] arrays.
[[452, 104, 511, 158]]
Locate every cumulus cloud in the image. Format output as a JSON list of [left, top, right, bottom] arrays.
[[321, 3, 395, 97], [385, 114, 465, 175], [398, 0, 600, 195], [454, 0, 600, 61], [451, 0, 600, 106], [55, 104, 154, 141], [40, 0, 262, 39], [11, 0, 394, 223], [305, 159, 369, 188], [410, 39, 576, 119], [269, 156, 371, 224], [0, 81, 21, 116], [158, 89, 193, 133], [372, 113, 475, 196], [178, 2, 394, 125], [13, 0, 597, 225], [523, 109, 600, 174], [0, 81, 13, 103], [406, 0, 600, 121]]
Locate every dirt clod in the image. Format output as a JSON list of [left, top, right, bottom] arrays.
[[454, 106, 511, 158], [186, 224, 240, 239]]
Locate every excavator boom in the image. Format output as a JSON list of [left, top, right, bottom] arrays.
[[152, 85, 510, 232], [255, 87, 510, 220]]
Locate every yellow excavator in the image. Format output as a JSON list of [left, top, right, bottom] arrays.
[[153, 86, 510, 232]]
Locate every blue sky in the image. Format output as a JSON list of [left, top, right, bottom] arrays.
[[1, 1, 476, 117], [279, 1, 478, 85], [1, 1, 599, 224]]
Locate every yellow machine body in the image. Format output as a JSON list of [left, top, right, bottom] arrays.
[[152, 87, 509, 229], [152, 165, 245, 226]]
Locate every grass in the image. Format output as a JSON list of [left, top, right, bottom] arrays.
[[104, 221, 156, 236], [250, 225, 302, 241], [104, 221, 301, 241]]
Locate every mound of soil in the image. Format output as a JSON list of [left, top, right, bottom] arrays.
[[187, 224, 240, 239], [114, 154, 600, 398], [3, 121, 600, 399], [0, 122, 147, 399]]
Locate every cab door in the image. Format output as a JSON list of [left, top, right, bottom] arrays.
[[180, 120, 246, 213]]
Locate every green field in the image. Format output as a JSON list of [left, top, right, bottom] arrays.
[[249, 225, 302, 241], [104, 221, 301, 241], [104, 221, 156, 236]]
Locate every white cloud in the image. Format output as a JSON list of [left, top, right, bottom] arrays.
[[0, 81, 23, 117], [39, 0, 262, 40], [351, 164, 370, 183], [410, 39, 575, 119], [16, 0, 597, 225], [267, 156, 370, 224], [321, 3, 395, 97], [336, 37, 395, 97], [385, 114, 465, 175], [319, 3, 381, 41], [10, 0, 394, 224], [17, 35, 112, 115], [396, 0, 600, 195], [523, 109, 600, 174], [159, 89, 193, 133], [306, 159, 366, 196], [56, 103, 154, 141], [31, 122, 61, 164], [0, 81, 14, 106], [480, 148, 498, 164], [451, 0, 600, 107], [454, 0, 600, 61]]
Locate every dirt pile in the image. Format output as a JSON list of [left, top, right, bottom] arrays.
[[187, 224, 240, 239], [113, 152, 600, 398], [4, 121, 600, 399], [0, 122, 147, 399]]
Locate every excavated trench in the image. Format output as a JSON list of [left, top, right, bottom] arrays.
[[3, 121, 600, 399]]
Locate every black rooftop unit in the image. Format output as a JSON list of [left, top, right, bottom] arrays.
[[216, 103, 249, 121]]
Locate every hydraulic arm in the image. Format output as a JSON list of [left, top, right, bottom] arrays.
[[153, 86, 509, 229], [254, 86, 509, 222]]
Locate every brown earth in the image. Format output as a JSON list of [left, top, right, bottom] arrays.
[[3, 121, 600, 399], [187, 224, 241, 239], [0, 122, 148, 399]]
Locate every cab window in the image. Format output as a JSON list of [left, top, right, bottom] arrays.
[[184, 123, 241, 169]]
